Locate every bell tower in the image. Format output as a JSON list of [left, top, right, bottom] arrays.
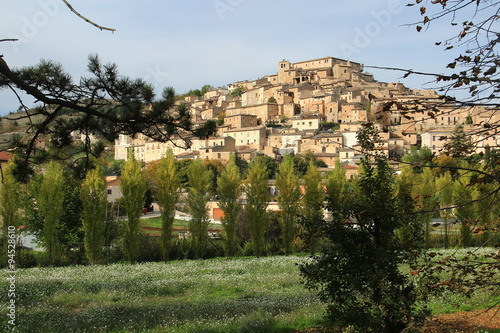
[[278, 59, 292, 84]]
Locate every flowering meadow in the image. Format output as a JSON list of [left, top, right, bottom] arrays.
[[0, 255, 326, 332], [1, 250, 499, 332]]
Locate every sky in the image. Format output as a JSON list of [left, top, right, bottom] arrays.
[[0, 0, 476, 115]]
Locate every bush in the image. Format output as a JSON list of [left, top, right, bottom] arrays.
[[17, 250, 38, 268], [240, 241, 254, 257], [138, 235, 162, 262], [169, 238, 192, 260]]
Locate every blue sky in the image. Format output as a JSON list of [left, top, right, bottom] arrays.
[[0, 0, 473, 115]]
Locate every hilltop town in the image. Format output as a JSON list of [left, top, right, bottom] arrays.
[[115, 56, 499, 173]]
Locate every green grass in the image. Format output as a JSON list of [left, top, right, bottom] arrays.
[[1, 250, 498, 332], [0, 256, 327, 332], [141, 216, 222, 230]]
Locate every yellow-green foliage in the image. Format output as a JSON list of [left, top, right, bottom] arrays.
[[81, 166, 107, 264], [186, 158, 213, 259], [276, 154, 301, 255], [38, 161, 65, 265], [217, 154, 242, 257], [154, 150, 181, 261], [120, 154, 147, 263]]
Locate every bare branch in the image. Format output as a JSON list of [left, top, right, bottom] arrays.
[[60, 0, 116, 32]]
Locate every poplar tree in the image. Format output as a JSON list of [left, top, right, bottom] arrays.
[[414, 168, 438, 248], [395, 165, 422, 249], [80, 165, 107, 264], [276, 154, 301, 255], [120, 153, 147, 263], [473, 182, 499, 246], [154, 150, 181, 261], [452, 174, 476, 247], [0, 158, 22, 264], [186, 159, 213, 259], [325, 160, 354, 218], [301, 160, 324, 254], [217, 154, 242, 258], [38, 161, 65, 266], [435, 173, 455, 248], [245, 156, 269, 257]]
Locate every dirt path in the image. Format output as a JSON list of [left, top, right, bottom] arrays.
[[421, 307, 500, 332], [297, 307, 500, 332]]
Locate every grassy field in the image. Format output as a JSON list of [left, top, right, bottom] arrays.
[[0, 250, 498, 332], [140, 217, 222, 236], [0, 256, 326, 332], [141, 217, 221, 230]]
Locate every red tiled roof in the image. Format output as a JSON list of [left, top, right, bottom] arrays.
[[0, 151, 13, 161]]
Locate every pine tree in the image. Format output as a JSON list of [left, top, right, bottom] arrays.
[[445, 125, 473, 158]]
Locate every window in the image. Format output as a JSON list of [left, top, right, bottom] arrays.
[[107, 189, 112, 195]]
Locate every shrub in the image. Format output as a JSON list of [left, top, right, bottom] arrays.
[[138, 235, 162, 262]]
